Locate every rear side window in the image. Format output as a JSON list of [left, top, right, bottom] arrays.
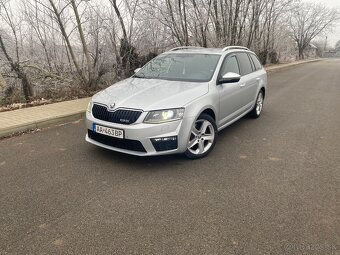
[[236, 53, 253, 76], [220, 55, 240, 76], [249, 54, 262, 71]]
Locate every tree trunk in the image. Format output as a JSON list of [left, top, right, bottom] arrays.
[[48, 0, 87, 86], [213, 0, 221, 43], [20, 72, 34, 101], [71, 0, 95, 89], [0, 73, 6, 89], [110, 0, 137, 76], [299, 48, 304, 59], [0, 34, 33, 102]]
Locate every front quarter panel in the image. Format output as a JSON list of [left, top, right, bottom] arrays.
[[181, 86, 219, 147], [183, 82, 219, 120]]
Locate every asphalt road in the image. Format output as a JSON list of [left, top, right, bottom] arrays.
[[0, 59, 339, 255]]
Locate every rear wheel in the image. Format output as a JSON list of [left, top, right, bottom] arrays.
[[184, 114, 217, 159], [248, 90, 264, 118]]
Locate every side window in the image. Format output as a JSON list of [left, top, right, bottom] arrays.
[[236, 53, 253, 76], [220, 55, 240, 76], [249, 54, 262, 71]]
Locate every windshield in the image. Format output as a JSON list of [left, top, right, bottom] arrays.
[[134, 53, 221, 82]]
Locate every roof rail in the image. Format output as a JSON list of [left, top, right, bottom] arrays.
[[169, 46, 204, 51], [222, 46, 249, 52]]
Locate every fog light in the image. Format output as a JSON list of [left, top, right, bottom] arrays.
[[151, 136, 178, 152]]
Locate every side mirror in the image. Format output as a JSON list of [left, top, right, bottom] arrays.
[[218, 72, 241, 84], [134, 68, 141, 73]]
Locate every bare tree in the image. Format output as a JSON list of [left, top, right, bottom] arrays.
[[22, 0, 53, 71], [0, 0, 34, 101], [0, 72, 6, 88], [1, 0, 339, 105], [190, 0, 212, 47], [109, 0, 140, 76], [289, 2, 339, 59], [70, 0, 95, 88], [45, 0, 109, 89], [47, 0, 88, 84], [335, 40, 340, 51]]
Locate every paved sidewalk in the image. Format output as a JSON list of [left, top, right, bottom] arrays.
[[0, 58, 322, 138], [0, 98, 90, 138]]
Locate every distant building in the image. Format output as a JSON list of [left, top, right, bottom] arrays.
[[324, 44, 340, 57], [323, 50, 340, 58], [304, 43, 318, 58], [277, 41, 320, 63]]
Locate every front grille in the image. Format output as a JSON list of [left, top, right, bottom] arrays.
[[92, 104, 142, 125], [88, 130, 146, 153]]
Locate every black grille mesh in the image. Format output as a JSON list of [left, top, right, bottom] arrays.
[[92, 104, 142, 124], [88, 130, 146, 153], [151, 138, 178, 152]]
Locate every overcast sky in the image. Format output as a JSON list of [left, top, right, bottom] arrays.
[[306, 0, 340, 47]]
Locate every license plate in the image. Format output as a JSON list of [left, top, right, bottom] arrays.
[[93, 124, 124, 139]]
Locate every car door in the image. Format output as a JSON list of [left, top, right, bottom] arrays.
[[217, 54, 246, 127], [235, 53, 259, 110]]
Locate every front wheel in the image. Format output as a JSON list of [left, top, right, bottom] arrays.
[[184, 114, 217, 159], [248, 90, 264, 118]]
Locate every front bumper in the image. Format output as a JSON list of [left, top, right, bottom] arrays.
[[85, 111, 194, 156]]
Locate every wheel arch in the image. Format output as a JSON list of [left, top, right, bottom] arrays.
[[260, 86, 266, 98], [199, 108, 216, 120]]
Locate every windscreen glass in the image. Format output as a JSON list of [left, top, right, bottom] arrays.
[[134, 53, 221, 82]]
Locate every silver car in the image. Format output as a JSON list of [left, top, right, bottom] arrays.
[[85, 46, 267, 159]]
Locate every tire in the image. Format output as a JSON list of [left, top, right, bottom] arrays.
[[248, 90, 264, 118], [184, 113, 218, 159]]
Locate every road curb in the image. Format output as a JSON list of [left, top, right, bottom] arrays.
[[265, 59, 323, 73]]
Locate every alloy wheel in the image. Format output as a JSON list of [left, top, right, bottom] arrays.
[[256, 92, 264, 116], [187, 119, 215, 155]]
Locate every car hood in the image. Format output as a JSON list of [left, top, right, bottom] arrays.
[[92, 78, 209, 111]]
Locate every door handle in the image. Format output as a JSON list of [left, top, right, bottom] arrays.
[[240, 83, 246, 87], [256, 78, 260, 81]]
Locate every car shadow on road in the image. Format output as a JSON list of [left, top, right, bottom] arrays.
[[93, 146, 183, 164]]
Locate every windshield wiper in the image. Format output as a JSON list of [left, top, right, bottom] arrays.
[[133, 74, 154, 79]]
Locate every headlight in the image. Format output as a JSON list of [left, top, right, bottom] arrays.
[[144, 108, 185, 124], [87, 101, 93, 113]]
